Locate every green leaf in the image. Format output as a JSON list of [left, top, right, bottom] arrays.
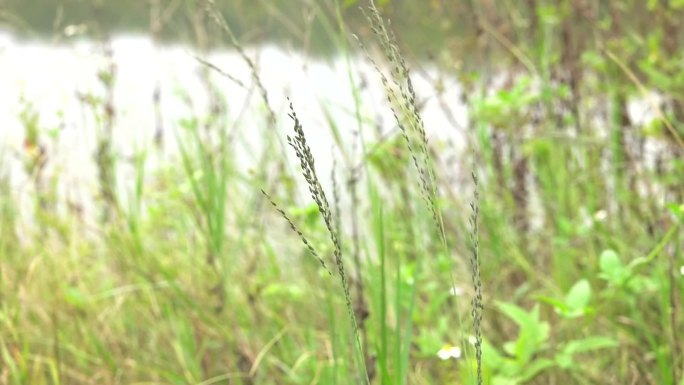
[[503, 341, 517, 357], [537, 296, 568, 313], [555, 337, 618, 369], [518, 358, 555, 381], [496, 302, 533, 329], [563, 336, 618, 354], [540, 280, 592, 319], [598, 249, 625, 285], [496, 302, 549, 364], [564, 279, 591, 317], [482, 338, 505, 369]]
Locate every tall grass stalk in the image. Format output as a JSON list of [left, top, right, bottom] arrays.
[[284, 100, 370, 384], [469, 171, 483, 385], [359, 0, 443, 240], [261, 101, 369, 382], [359, 0, 482, 380]]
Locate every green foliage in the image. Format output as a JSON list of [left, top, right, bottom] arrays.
[[554, 336, 618, 370], [474, 302, 617, 385], [539, 279, 593, 319]]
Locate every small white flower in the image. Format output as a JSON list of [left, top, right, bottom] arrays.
[[468, 335, 478, 346], [437, 344, 462, 360], [593, 210, 608, 222], [449, 286, 464, 296]]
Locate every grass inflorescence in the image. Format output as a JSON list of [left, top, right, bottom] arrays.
[[469, 171, 483, 385], [357, 1, 442, 238]]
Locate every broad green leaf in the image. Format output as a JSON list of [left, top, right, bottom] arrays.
[[482, 338, 505, 369], [518, 358, 555, 381], [555, 336, 617, 369], [563, 336, 618, 355], [496, 302, 533, 329], [565, 279, 591, 313], [496, 302, 549, 364], [598, 249, 624, 284], [536, 296, 568, 313]]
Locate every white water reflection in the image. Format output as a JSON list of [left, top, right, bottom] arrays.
[[0, 29, 672, 241], [0, 32, 468, 220]]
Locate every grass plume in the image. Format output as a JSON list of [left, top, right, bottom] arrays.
[[469, 171, 483, 385], [359, 1, 486, 380], [285, 100, 356, 328], [358, 0, 442, 241], [262, 99, 370, 383]]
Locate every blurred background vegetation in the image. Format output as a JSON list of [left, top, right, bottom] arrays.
[[0, 0, 683, 384]]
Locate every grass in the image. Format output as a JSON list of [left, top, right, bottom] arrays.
[[1, 0, 684, 384]]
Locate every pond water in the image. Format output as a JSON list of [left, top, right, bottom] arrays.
[[0, 31, 468, 220], [0, 23, 664, 228]]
